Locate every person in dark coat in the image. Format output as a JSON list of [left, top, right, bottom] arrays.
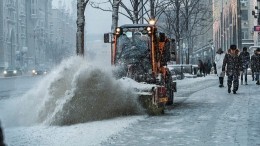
[[203, 61, 208, 76], [207, 60, 212, 74], [0, 122, 5, 146], [251, 50, 257, 81], [254, 48, 260, 85], [222, 45, 242, 94], [239, 47, 250, 85], [198, 59, 205, 77]]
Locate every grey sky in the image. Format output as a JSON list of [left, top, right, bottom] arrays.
[[52, 0, 131, 35]]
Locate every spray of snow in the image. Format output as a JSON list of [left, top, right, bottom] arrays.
[[0, 56, 144, 127]]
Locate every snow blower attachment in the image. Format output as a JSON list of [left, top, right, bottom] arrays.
[[104, 24, 177, 115]]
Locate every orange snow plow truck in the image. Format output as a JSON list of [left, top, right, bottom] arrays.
[[104, 24, 177, 115]]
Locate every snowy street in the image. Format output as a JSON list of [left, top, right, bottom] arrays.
[[103, 76, 260, 146], [0, 71, 259, 146], [1, 0, 260, 145]]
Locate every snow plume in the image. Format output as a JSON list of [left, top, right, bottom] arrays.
[[1, 56, 144, 127]]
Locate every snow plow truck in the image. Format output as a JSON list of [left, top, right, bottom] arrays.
[[104, 23, 177, 115]]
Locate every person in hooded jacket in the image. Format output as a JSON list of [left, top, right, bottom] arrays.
[[253, 48, 260, 85], [215, 48, 225, 87], [222, 45, 242, 94], [239, 47, 250, 85]]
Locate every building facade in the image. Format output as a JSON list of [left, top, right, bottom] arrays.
[[213, 0, 242, 52], [240, 0, 256, 48], [0, 0, 18, 70], [0, 0, 76, 72]]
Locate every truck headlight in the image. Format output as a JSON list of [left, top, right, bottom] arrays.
[[3, 71, 7, 74], [13, 70, 17, 74]]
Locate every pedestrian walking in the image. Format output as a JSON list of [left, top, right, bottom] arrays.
[[203, 61, 208, 76], [206, 59, 212, 74], [251, 50, 257, 81], [198, 60, 205, 77], [222, 45, 242, 94], [215, 48, 225, 87], [253, 48, 260, 85], [239, 47, 250, 85]]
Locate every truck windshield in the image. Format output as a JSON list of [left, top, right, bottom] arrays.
[[116, 31, 151, 67]]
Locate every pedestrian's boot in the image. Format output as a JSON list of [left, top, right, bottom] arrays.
[[219, 77, 224, 87], [228, 86, 231, 93], [257, 80, 260, 85], [233, 90, 237, 94], [245, 81, 248, 85], [219, 84, 224, 87]]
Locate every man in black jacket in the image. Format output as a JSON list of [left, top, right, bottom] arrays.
[[239, 47, 250, 85], [222, 45, 242, 94]]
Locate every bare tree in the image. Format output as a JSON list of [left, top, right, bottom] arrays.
[[159, 0, 182, 63], [111, 0, 121, 32], [76, 0, 89, 56], [90, 0, 145, 24], [90, 0, 171, 25], [159, 0, 212, 64], [180, 0, 213, 64]]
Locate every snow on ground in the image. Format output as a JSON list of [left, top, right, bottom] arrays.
[[1, 74, 216, 146], [3, 116, 144, 146], [1, 70, 260, 146], [101, 75, 260, 146]]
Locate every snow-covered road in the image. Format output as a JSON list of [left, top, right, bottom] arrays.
[[102, 76, 260, 146], [1, 72, 260, 146]]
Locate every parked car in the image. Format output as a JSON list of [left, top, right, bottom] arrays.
[[168, 64, 197, 80], [3, 67, 23, 77]]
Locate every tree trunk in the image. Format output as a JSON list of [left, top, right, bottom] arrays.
[[76, 0, 88, 56], [150, 0, 155, 20], [111, 0, 120, 33], [133, 0, 139, 24]]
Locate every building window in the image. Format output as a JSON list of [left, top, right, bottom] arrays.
[[241, 10, 248, 21], [242, 28, 249, 39], [241, 0, 248, 7]]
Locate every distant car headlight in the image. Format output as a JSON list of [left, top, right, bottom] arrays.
[[3, 71, 7, 74], [13, 70, 17, 74], [32, 70, 36, 73], [44, 71, 47, 74]]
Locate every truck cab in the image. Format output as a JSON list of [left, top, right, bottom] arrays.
[[104, 23, 176, 114]]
